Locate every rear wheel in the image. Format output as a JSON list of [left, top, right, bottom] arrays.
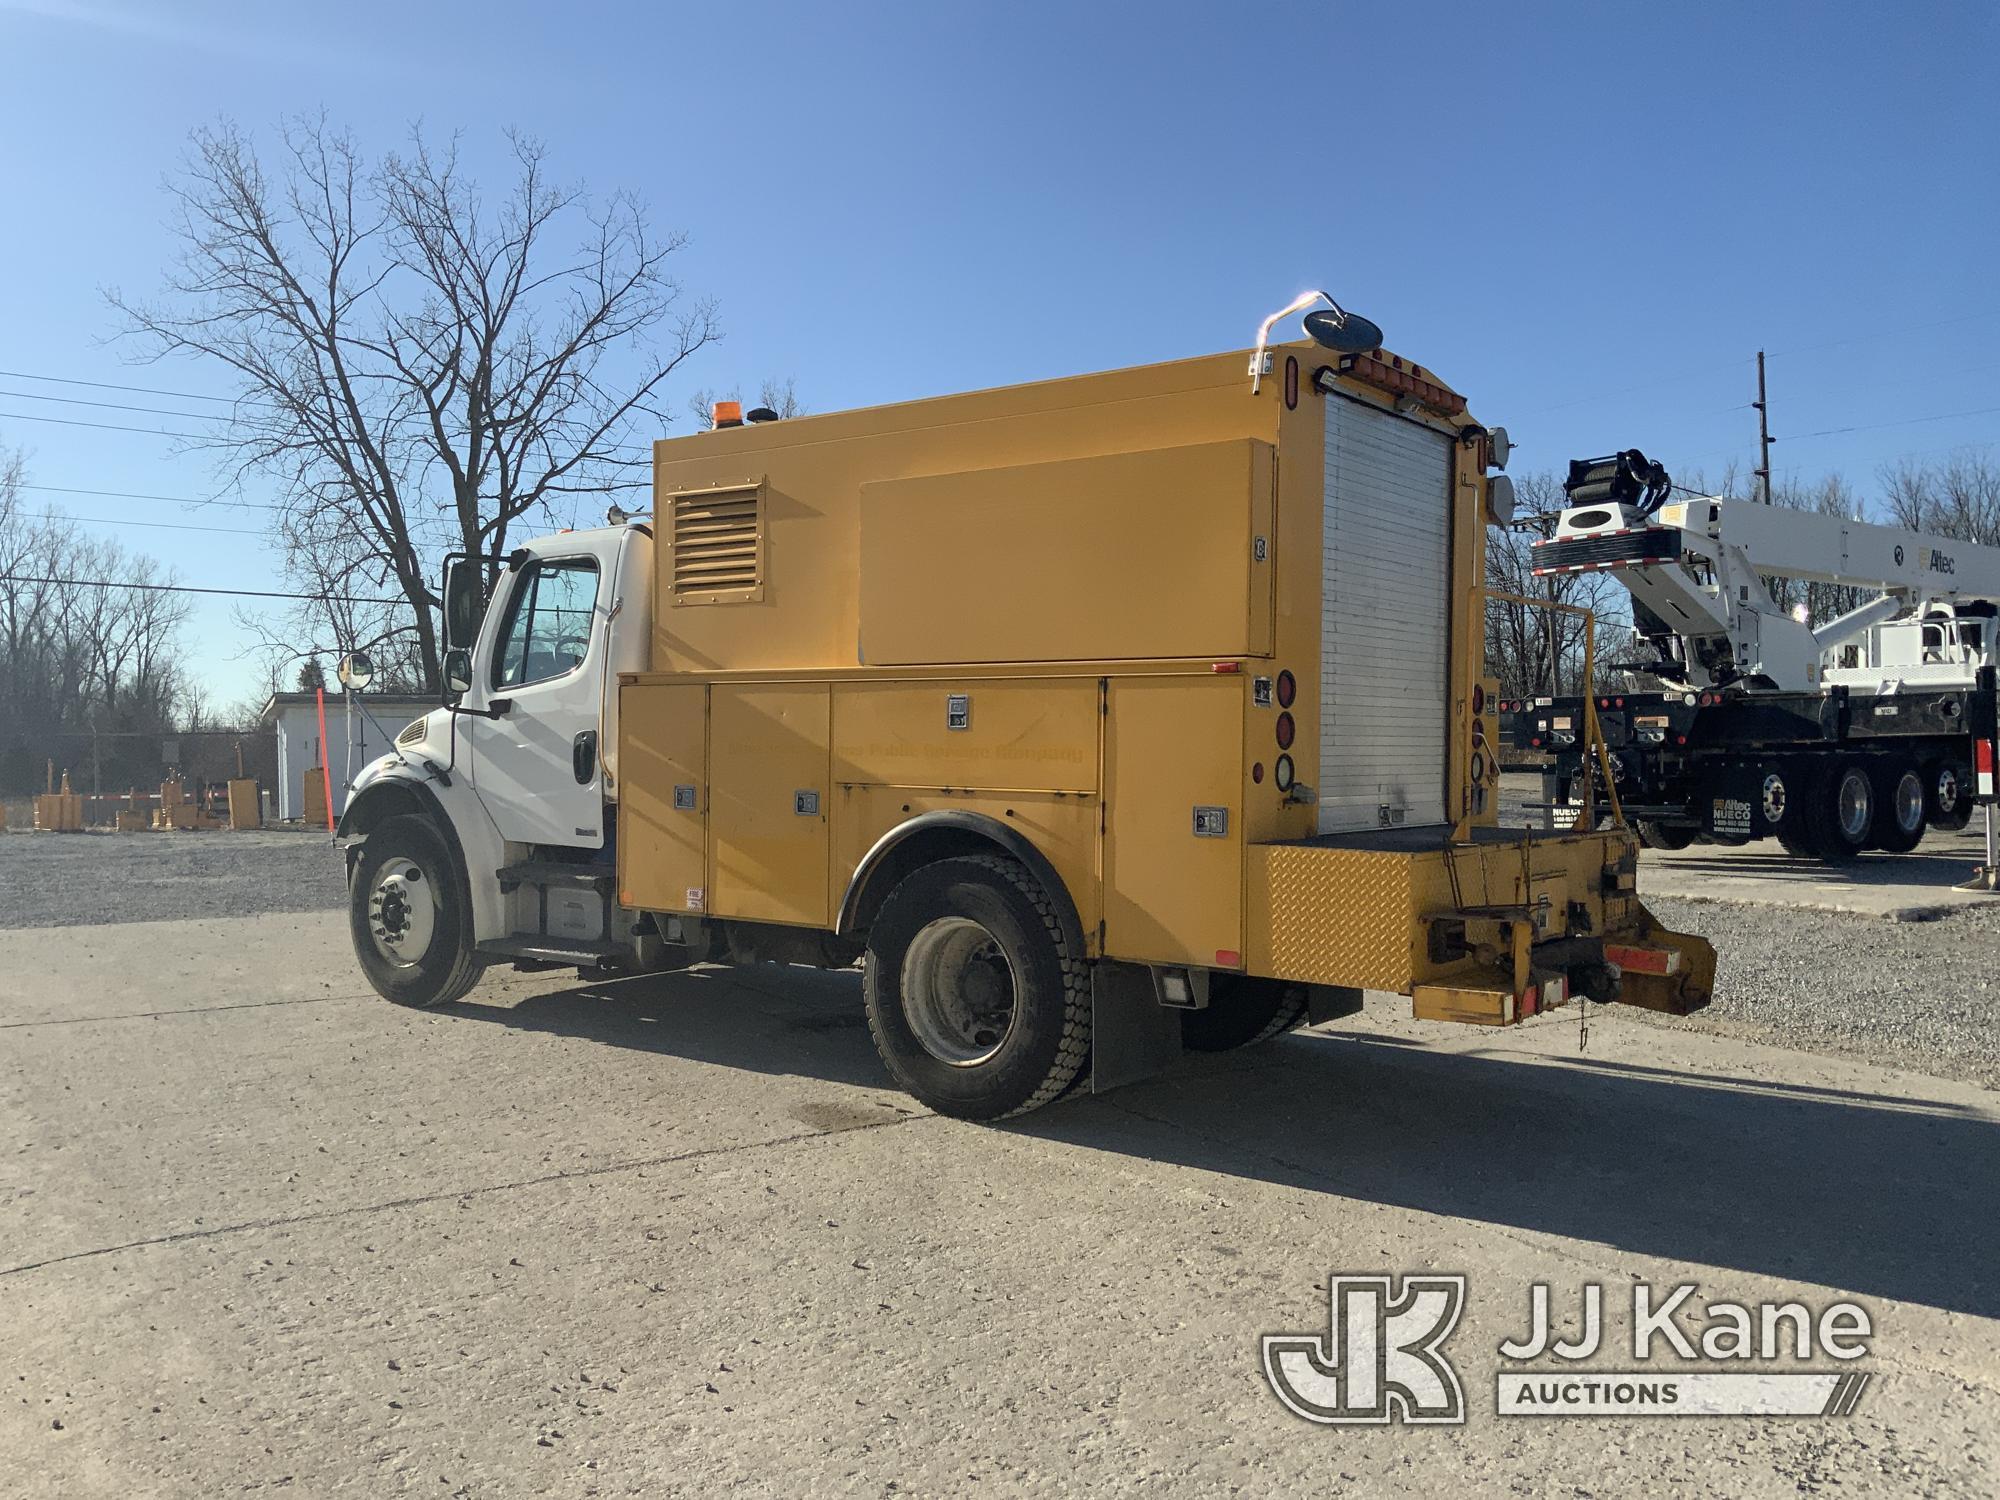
[[1182, 975, 1309, 1052], [862, 855, 1089, 1120], [1795, 758, 1874, 864], [1635, 819, 1697, 851], [1868, 759, 1928, 853], [1927, 759, 1973, 832], [349, 814, 487, 1008]]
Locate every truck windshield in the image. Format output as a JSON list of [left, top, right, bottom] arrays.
[[491, 558, 600, 689]]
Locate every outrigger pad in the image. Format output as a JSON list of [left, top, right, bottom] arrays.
[[1606, 906, 1716, 1016]]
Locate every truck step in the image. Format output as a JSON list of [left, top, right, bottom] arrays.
[[495, 861, 615, 894], [477, 935, 626, 968]]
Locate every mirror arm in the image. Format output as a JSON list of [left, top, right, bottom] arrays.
[[448, 698, 511, 721]]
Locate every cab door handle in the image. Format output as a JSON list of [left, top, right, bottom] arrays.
[[573, 730, 598, 785]]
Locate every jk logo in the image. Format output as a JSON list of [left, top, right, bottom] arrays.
[[1263, 1275, 1467, 1425]]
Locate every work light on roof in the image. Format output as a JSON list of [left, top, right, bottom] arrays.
[[1249, 289, 1383, 394]]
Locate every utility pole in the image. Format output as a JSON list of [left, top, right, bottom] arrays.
[[1753, 350, 1773, 504]]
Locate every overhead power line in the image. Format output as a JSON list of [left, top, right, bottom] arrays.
[[17, 483, 289, 512], [0, 409, 208, 440], [20, 510, 263, 535], [0, 387, 230, 421], [1776, 404, 2000, 442], [0, 574, 404, 605], [0, 367, 245, 403]]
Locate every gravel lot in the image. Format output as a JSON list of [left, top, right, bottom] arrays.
[[0, 828, 346, 929], [1642, 896, 2000, 1089]]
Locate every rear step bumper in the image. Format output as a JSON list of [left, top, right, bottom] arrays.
[[1247, 827, 1715, 1024]]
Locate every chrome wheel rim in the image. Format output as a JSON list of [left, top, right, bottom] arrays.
[[1894, 771, 1925, 834], [1836, 772, 1873, 843], [901, 917, 1018, 1067], [1937, 766, 1962, 816], [1761, 773, 1788, 825], [367, 857, 436, 968]]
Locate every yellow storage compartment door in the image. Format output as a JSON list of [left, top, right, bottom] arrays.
[[709, 684, 833, 927], [859, 439, 1274, 665], [618, 681, 709, 915], [1104, 675, 1244, 967]]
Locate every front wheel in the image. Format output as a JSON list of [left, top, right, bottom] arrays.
[[349, 814, 487, 1008], [863, 855, 1089, 1120]]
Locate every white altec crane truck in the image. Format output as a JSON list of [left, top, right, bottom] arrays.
[[1508, 450, 2000, 863]]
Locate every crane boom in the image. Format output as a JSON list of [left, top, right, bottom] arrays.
[[1532, 487, 2000, 692]]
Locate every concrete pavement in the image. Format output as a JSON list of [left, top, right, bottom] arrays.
[[2, 914, 1995, 1496]]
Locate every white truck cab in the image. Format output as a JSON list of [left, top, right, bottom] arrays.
[[338, 521, 653, 1005]]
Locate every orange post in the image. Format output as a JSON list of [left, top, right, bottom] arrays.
[[315, 686, 336, 832]]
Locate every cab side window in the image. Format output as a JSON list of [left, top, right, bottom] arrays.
[[491, 559, 600, 689]]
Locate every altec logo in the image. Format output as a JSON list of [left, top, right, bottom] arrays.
[[1262, 1275, 1468, 1425]]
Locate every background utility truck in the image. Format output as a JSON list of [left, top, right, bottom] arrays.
[[1507, 448, 2000, 862], [337, 292, 1714, 1119]]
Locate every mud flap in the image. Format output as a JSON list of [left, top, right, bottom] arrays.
[[1089, 959, 1184, 1093]]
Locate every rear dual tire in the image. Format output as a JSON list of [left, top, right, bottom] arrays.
[[1181, 975, 1310, 1052], [1868, 760, 1928, 854], [1775, 757, 1930, 862], [863, 855, 1090, 1121]]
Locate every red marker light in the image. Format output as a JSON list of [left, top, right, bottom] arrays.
[[1212, 661, 1241, 673]]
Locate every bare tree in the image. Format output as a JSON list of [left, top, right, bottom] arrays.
[[0, 443, 197, 792], [1880, 450, 2000, 545], [111, 117, 720, 690]]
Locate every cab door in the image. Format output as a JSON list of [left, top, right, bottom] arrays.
[[468, 544, 615, 848]]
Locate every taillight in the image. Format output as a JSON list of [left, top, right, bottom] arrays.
[[1275, 670, 1296, 708], [1275, 712, 1295, 750]]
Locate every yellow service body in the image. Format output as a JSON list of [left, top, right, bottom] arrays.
[[616, 342, 1713, 1022]]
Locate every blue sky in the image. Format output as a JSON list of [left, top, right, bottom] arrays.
[[1, 0, 1994, 708]]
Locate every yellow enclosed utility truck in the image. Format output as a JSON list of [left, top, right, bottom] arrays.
[[338, 292, 1714, 1119]]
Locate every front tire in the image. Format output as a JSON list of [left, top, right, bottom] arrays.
[[349, 814, 486, 1008], [863, 854, 1089, 1121]]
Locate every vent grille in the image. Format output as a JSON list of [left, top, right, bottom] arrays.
[[669, 482, 764, 603], [396, 718, 426, 747]]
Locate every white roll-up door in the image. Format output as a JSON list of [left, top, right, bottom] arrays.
[[1318, 396, 1453, 833]]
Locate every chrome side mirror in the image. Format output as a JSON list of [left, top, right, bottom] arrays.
[[443, 647, 473, 700], [336, 650, 374, 691]]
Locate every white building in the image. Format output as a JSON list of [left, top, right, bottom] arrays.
[[260, 692, 437, 822]]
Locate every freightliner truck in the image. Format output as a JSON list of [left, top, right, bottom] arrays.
[[1507, 450, 2000, 862], [336, 293, 1714, 1120]]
